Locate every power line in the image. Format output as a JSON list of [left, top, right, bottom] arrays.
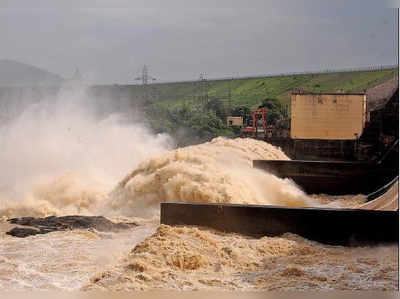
[[152, 64, 398, 85]]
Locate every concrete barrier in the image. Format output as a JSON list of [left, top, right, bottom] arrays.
[[252, 160, 397, 194], [160, 202, 398, 246]]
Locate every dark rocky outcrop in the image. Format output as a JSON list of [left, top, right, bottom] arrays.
[[6, 215, 137, 238]]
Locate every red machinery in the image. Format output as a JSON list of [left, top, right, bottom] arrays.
[[240, 107, 268, 138]]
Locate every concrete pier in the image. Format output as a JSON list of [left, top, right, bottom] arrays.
[[160, 202, 398, 246], [253, 160, 397, 194]]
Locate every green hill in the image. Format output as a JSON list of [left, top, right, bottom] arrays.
[[0, 59, 64, 86], [141, 68, 398, 145], [150, 68, 398, 110]]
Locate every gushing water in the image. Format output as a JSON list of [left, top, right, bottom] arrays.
[[105, 137, 313, 218], [0, 85, 312, 218], [0, 85, 172, 217]]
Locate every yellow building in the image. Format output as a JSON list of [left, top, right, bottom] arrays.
[[290, 92, 367, 140], [227, 116, 243, 127]]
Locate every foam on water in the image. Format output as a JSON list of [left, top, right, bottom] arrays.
[[104, 137, 314, 217], [84, 225, 399, 291]]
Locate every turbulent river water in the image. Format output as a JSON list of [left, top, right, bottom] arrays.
[[0, 87, 397, 291]]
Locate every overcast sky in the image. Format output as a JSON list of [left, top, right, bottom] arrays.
[[0, 0, 398, 84]]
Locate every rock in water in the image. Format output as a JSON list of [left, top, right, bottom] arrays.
[[6, 227, 42, 238], [6, 215, 137, 238]]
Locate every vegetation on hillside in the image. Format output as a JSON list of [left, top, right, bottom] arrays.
[[152, 68, 397, 109], [141, 68, 398, 145], [145, 101, 234, 146]]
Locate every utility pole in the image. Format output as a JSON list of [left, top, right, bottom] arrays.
[[73, 68, 82, 81], [134, 65, 157, 104], [228, 77, 233, 112], [135, 65, 156, 85], [198, 73, 208, 108]]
